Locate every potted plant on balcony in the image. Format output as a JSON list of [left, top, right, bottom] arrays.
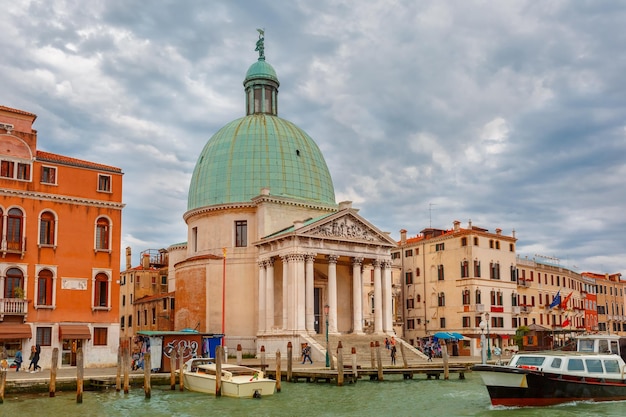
[[13, 287, 25, 299]]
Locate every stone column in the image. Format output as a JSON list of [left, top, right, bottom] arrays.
[[305, 253, 316, 333], [373, 259, 383, 334], [292, 254, 307, 332], [265, 257, 275, 331], [281, 255, 289, 330], [327, 254, 339, 333], [382, 260, 393, 332], [257, 260, 266, 334], [352, 257, 364, 334]]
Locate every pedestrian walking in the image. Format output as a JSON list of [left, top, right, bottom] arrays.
[[29, 344, 42, 372], [301, 342, 313, 364], [13, 349, 23, 372], [390, 345, 397, 365]]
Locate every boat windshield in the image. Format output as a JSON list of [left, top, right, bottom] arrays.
[[578, 339, 595, 352], [514, 356, 546, 367]]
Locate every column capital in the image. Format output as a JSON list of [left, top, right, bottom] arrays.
[[371, 258, 381, 268], [351, 257, 363, 266], [327, 254, 339, 264], [264, 257, 275, 267], [305, 253, 316, 263], [286, 253, 306, 262]]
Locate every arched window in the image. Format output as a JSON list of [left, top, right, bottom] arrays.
[[37, 269, 54, 306], [475, 289, 482, 304], [438, 292, 446, 307], [7, 208, 24, 251], [39, 211, 56, 245], [462, 289, 470, 305], [415, 267, 420, 277], [95, 217, 110, 250], [6, 267, 24, 298], [94, 272, 109, 307]]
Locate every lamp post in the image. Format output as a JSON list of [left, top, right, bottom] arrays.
[[479, 319, 487, 364], [324, 304, 330, 367], [222, 248, 227, 347], [485, 312, 491, 361]]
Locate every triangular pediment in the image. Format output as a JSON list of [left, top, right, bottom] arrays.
[[297, 210, 396, 247]]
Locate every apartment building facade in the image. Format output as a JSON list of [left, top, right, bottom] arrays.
[[395, 219, 625, 356], [0, 105, 123, 368]]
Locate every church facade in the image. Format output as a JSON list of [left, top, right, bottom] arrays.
[[169, 33, 398, 356]]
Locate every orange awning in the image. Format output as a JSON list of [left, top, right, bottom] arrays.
[[59, 324, 91, 339], [0, 323, 32, 340]]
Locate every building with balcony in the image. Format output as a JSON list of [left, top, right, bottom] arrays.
[[0, 105, 123, 368], [392, 220, 518, 356], [119, 247, 173, 338]]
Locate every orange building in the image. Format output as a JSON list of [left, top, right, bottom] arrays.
[[0, 105, 123, 368]]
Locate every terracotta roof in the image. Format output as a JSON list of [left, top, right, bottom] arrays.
[[0, 105, 37, 118], [37, 150, 122, 173]]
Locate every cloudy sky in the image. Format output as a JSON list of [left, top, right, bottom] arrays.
[[3, 1, 626, 274]]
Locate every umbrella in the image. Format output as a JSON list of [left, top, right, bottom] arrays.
[[433, 332, 464, 340]]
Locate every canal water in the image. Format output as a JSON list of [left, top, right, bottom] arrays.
[[2, 373, 624, 416]]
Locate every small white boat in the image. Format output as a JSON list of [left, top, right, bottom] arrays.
[[182, 358, 276, 398]]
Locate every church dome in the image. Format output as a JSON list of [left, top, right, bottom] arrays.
[[188, 34, 336, 210]]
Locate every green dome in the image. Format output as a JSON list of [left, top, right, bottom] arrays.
[[188, 114, 336, 209], [245, 60, 278, 84], [188, 35, 336, 210]]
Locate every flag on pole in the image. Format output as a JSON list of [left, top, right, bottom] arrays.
[[549, 290, 561, 309], [561, 292, 573, 309], [562, 316, 570, 327]]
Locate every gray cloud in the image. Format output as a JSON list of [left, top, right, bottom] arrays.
[[3, 0, 626, 274]]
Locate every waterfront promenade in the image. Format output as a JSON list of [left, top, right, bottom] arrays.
[[2, 355, 483, 393]]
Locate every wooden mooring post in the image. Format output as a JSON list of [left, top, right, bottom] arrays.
[[178, 347, 184, 392], [144, 353, 151, 398], [170, 348, 177, 390], [236, 344, 242, 365], [115, 345, 122, 392], [215, 345, 222, 396], [49, 347, 59, 397], [400, 343, 408, 368], [370, 342, 375, 368], [123, 342, 130, 394], [351, 347, 358, 379], [442, 341, 450, 380], [376, 341, 383, 381], [287, 342, 293, 382], [336, 341, 344, 386], [0, 368, 6, 404], [76, 348, 84, 404], [275, 350, 281, 392]]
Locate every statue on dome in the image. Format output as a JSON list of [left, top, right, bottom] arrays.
[[255, 28, 265, 60]]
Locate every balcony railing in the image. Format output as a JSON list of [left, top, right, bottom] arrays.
[[520, 306, 531, 314], [0, 298, 28, 317]]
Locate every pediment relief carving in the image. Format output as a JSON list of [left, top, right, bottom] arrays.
[[306, 215, 381, 243]]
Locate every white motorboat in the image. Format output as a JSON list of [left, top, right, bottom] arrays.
[[182, 358, 276, 398], [472, 334, 626, 406]]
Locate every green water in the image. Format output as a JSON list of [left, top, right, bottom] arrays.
[[2, 373, 624, 416]]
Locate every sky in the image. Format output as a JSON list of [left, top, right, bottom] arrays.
[[3, 0, 626, 275]]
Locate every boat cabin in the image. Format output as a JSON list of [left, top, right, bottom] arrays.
[[576, 334, 626, 362], [511, 352, 626, 377]]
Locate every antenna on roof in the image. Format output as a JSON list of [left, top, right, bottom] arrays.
[[429, 203, 437, 228]]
